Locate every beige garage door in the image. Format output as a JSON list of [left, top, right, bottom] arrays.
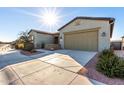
[[64, 30, 98, 51]]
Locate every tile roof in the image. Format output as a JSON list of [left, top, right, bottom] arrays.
[[28, 29, 59, 35]]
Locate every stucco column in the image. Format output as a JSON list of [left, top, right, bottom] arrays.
[[121, 37, 124, 50]]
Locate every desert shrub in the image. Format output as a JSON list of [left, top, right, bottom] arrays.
[[23, 43, 34, 51], [15, 31, 35, 51], [15, 43, 24, 49], [15, 44, 18, 49], [113, 60, 124, 78], [96, 49, 124, 78], [99, 49, 114, 58], [18, 43, 24, 49]]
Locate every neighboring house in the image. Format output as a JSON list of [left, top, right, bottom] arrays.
[[121, 36, 124, 50], [58, 16, 115, 52], [28, 29, 59, 48], [111, 40, 122, 50], [111, 36, 124, 50]]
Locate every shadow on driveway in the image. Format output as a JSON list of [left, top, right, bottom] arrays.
[[0, 49, 97, 70]]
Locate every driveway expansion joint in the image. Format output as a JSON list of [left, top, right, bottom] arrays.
[[20, 65, 52, 79], [38, 58, 82, 75], [9, 66, 25, 85], [29, 54, 82, 74], [68, 74, 78, 85]]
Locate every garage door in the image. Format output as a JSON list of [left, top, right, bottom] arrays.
[[64, 30, 98, 51]]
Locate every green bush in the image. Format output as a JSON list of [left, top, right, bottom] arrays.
[[96, 49, 124, 78], [23, 43, 34, 51], [99, 49, 114, 58], [114, 60, 124, 78]]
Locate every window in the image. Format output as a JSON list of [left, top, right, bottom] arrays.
[[31, 36, 34, 40]]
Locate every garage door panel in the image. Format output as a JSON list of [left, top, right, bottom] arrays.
[[64, 30, 98, 51]]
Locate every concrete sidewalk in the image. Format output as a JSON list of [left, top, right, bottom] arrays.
[[0, 53, 92, 85]]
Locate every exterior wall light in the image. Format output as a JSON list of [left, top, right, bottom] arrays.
[[101, 32, 106, 37]]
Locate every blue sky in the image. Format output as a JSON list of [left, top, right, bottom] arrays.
[[0, 7, 124, 42]]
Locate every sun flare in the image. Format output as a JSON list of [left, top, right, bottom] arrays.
[[42, 12, 59, 26], [40, 8, 62, 31]]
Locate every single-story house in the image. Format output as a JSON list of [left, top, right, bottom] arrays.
[[111, 40, 122, 50], [28, 29, 59, 48], [111, 36, 124, 50], [58, 16, 115, 52]]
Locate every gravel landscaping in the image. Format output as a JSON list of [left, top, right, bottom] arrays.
[[84, 54, 124, 85], [20, 50, 45, 56]]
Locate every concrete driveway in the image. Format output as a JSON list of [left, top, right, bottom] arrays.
[[53, 50, 97, 66], [0, 49, 97, 85], [0, 53, 92, 85]]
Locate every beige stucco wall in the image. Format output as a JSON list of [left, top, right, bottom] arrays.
[[59, 19, 111, 52], [29, 31, 54, 48]]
